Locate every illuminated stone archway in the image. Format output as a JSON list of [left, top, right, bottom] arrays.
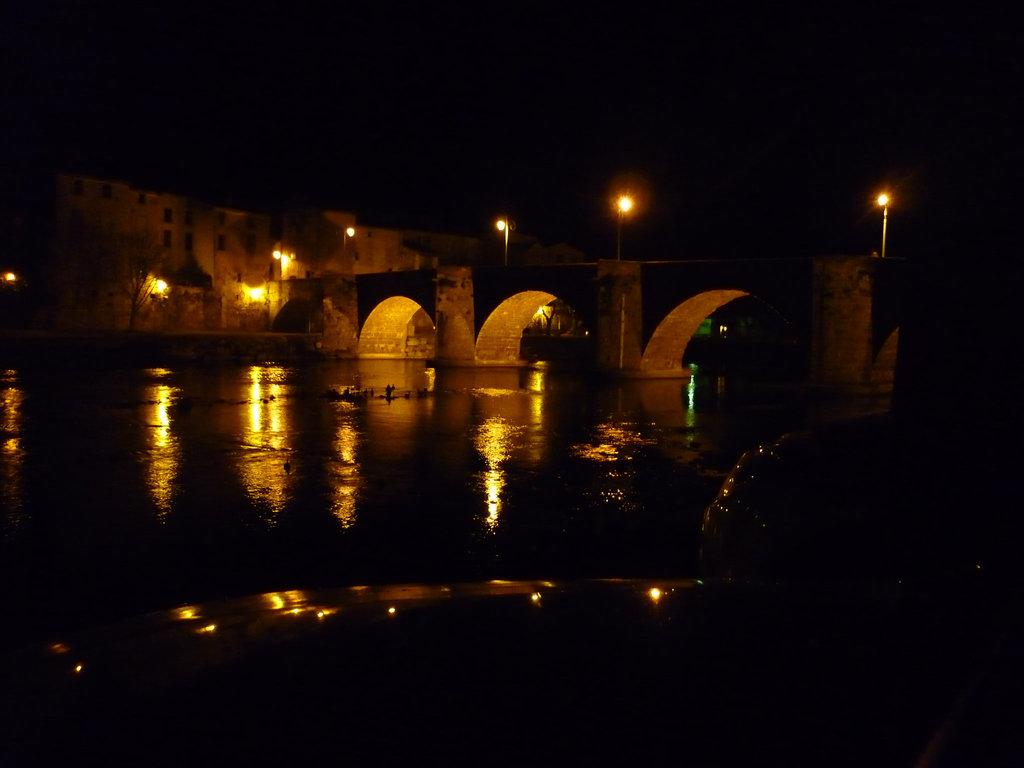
[[641, 289, 750, 374], [358, 296, 436, 358], [476, 290, 558, 364]]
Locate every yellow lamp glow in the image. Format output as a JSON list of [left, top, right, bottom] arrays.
[[346, 227, 355, 237], [496, 217, 515, 265], [615, 195, 634, 260], [3, 272, 15, 282], [876, 193, 890, 258], [154, 279, 168, 294], [248, 286, 265, 301]]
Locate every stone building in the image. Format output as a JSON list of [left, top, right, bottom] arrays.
[[52, 173, 274, 331]]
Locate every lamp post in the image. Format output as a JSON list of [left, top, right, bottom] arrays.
[[876, 194, 890, 258], [496, 217, 515, 266], [616, 195, 633, 260]]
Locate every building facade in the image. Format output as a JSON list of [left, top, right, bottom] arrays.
[[51, 173, 491, 334]]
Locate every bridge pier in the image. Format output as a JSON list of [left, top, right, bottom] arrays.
[[321, 277, 359, 354], [811, 256, 883, 390], [595, 260, 645, 374], [433, 266, 476, 365]]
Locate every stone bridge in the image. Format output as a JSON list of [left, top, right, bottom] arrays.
[[269, 256, 904, 389]]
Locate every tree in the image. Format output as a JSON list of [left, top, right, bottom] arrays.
[[112, 227, 165, 330], [75, 220, 167, 330]]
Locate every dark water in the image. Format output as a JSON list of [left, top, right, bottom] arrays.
[[0, 360, 887, 645]]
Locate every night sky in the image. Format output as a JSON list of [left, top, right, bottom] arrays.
[[3, 2, 1017, 265]]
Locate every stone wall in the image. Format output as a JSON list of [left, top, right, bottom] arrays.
[[434, 266, 476, 364], [321, 276, 359, 355], [811, 256, 876, 389]]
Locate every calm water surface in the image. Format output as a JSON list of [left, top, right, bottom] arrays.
[[0, 360, 886, 644]]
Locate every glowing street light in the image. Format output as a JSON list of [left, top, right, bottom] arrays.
[[616, 195, 633, 260], [344, 226, 355, 249], [876, 193, 890, 258], [3, 272, 16, 283], [496, 217, 516, 266], [273, 249, 292, 278]]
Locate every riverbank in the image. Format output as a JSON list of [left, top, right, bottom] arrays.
[[0, 330, 328, 367]]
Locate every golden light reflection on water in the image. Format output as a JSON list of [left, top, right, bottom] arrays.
[[265, 590, 308, 611], [570, 422, 655, 462], [144, 383, 180, 519], [525, 369, 545, 393], [569, 420, 653, 512], [473, 416, 521, 532], [331, 413, 360, 529], [1, 372, 25, 532], [240, 365, 292, 522]]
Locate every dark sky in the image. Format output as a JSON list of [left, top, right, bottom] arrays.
[[2, 2, 1019, 263]]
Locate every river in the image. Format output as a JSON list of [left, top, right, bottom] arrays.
[[0, 359, 888, 646]]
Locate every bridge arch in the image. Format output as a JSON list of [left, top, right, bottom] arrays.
[[641, 289, 755, 374], [272, 298, 322, 333], [476, 290, 558, 364], [358, 296, 436, 358]]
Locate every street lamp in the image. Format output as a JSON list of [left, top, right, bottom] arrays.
[[496, 217, 515, 266], [876, 193, 890, 258], [616, 195, 633, 260], [273, 249, 292, 278], [344, 227, 355, 248]]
